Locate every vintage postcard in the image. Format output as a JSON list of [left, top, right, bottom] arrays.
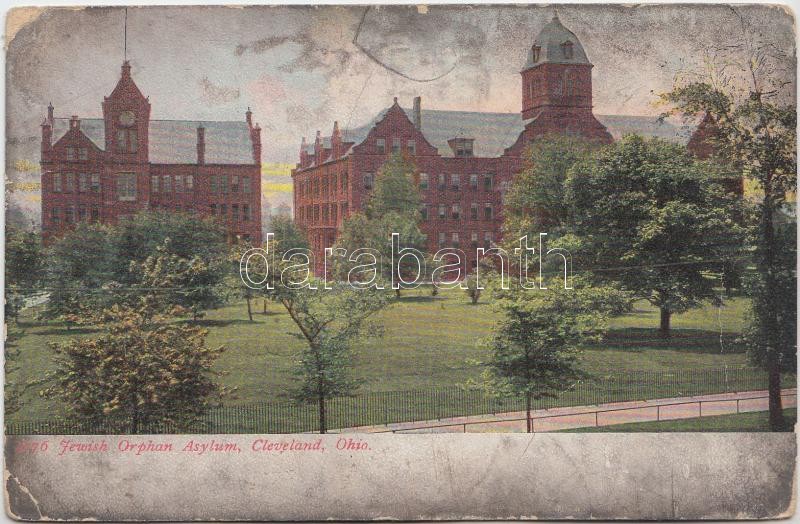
[[3, 3, 797, 520]]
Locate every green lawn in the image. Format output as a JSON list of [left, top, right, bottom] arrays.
[[6, 287, 755, 426], [565, 409, 796, 432]]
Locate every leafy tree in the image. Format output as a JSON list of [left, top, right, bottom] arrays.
[[43, 249, 231, 433], [485, 284, 607, 432], [567, 135, 743, 336], [270, 215, 310, 253], [5, 226, 44, 322], [504, 134, 600, 236], [334, 153, 426, 295], [660, 15, 796, 429], [258, 250, 390, 433], [464, 271, 481, 305]]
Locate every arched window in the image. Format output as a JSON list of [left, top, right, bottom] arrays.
[[561, 41, 574, 59], [531, 45, 541, 62], [564, 70, 573, 96]]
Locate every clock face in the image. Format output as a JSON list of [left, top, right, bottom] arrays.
[[119, 111, 136, 127]]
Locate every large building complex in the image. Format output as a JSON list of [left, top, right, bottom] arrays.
[[292, 15, 708, 274], [40, 61, 262, 244]]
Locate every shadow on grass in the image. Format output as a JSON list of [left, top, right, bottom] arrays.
[[394, 294, 442, 304], [35, 326, 101, 336], [593, 327, 745, 354], [189, 318, 263, 328]]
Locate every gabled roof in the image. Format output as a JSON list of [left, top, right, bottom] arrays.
[[51, 118, 255, 165], [303, 107, 696, 161]]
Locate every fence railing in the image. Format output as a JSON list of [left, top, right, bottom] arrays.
[[6, 367, 796, 435]]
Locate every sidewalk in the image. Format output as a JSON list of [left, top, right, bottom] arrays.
[[332, 388, 797, 433]]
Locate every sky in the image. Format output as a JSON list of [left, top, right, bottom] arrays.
[[5, 4, 796, 223]]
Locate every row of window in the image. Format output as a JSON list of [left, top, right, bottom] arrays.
[[151, 174, 195, 193], [422, 203, 495, 221], [525, 70, 580, 101], [210, 203, 252, 222], [50, 173, 101, 194], [210, 175, 252, 194], [435, 231, 494, 248], [116, 129, 138, 153], [375, 138, 415, 156], [297, 173, 348, 199], [49, 206, 100, 225], [65, 147, 89, 162], [363, 172, 495, 192], [297, 202, 349, 224]]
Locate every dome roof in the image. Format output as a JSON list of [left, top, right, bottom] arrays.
[[523, 15, 591, 70]]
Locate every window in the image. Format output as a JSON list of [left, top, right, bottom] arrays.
[[421, 205, 429, 221], [454, 139, 474, 157], [220, 204, 227, 218], [564, 70, 573, 96], [332, 204, 337, 224], [438, 232, 446, 248], [78, 173, 88, 193], [52, 173, 62, 193], [470, 203, 478, 220], [483, 174, 494, 191], [438, 205, 446, 220], [561, 41, 574, 59], [211, 176, 218, 193], [419, 173, 429, 190], [363, 173, 374, 190], [484, 203, 493, 220], [66, 147, 76, 161], [452, 232, 459, 247], [471, 232, 478, 248], [450, 174, 460, 190], [51, 207, 60, 224], [187, 175, 194, 191], [407, 140, 416, 155], [451, 203, 461, 220], [163, 175, 172, 193], [221, 175, 229, 194], [469, 174, 478, 190], [376, 138, 386, 154], [129, 130, 138, 153], [532, 44, 541, 62], [241, 176, 249, 194], [78, 207, 87, 221], [65, 206, 75, 224], [231, 175, 240, 193], [211, 204, 217, 215], [79, 148, 88, 161], [552, 75, 563, 96], [243, 204, 250, 221], [116, 173, 137, 201], [438, 174, 446, 191], [91, 207, 99, 221], [175, 175, 185, 193], [91, 174, 100, 193], [232, 204, 240, 221], [151, 175, 159, 193], [65, 173, 74, 193], [116, 130, 136, 153], [484, 231, 493, 248], [392, 138, 401, 154]]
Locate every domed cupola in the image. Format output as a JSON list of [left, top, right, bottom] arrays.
[[523, 15, 591, 71], [520, 14, 594, 120]]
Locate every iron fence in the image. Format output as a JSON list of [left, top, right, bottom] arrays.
[[6, 366, 796, 435]]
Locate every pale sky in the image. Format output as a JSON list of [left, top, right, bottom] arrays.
[[5, 4, 796, 222]]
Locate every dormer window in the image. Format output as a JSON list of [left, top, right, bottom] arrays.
[[561, 41, 574, 59], [450, 138, 474, 158], [532, 45, 541, 62]]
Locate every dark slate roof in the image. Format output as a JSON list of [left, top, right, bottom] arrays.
[[303, 108, 696, 160], [52, 118, 255, 164]]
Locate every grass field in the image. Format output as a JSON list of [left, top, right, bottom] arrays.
[[6, 287, 756, 426], [565, 409, 797, 432]]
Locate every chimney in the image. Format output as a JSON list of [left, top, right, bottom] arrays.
[[246, 106, 253, 128], [196, 126, 205, 165], [300, 136, 308, 166], [332, 121, 341, 158], [252, 123, 262, 165], [413, 96, 422, 130], [70, 115, 80, 131], [41, 119, 52, 155], [47, 102, 54, 125]]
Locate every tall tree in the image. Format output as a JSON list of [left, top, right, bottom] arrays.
[[659, 11, 796, 429], [486, 284, 607, 432], [44, 249, 231, 433], [567, 135, 743, 336], [5, 225, 44, 323]]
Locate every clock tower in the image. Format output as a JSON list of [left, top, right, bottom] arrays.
[[103, 61, 151, 164]]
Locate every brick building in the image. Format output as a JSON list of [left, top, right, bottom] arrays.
[[292, 15, 703, 274], [40, 61, 262, 244]]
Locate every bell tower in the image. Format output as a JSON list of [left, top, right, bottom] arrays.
[[102, 61, 151, 163]]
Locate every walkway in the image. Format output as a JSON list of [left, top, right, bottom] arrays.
[[332, 388, 797, 433]]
